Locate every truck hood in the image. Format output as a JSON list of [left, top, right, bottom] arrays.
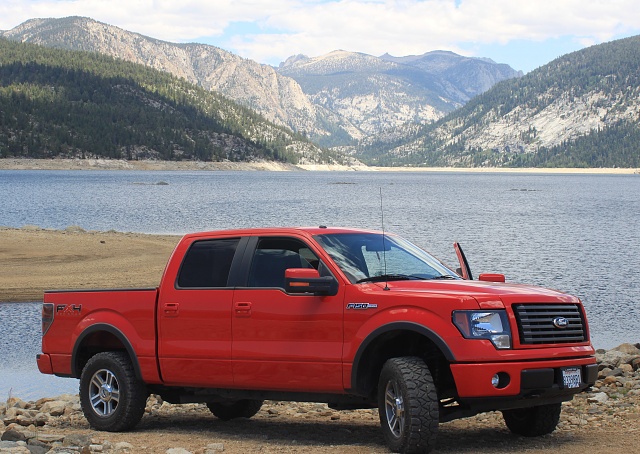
[[365, 279, 580, 306]]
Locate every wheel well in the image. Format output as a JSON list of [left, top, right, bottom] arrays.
[[352, 329, 456, 401], [72, 325, 141, 379]]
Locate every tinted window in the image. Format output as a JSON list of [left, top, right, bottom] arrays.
[[247, 237, 318, 289], [177, 238, 240, 288]]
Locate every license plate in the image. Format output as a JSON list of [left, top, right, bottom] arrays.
[[562, 367, 582, 389]]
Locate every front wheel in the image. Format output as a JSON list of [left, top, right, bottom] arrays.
[[207, 400, 263, 421], [79, 351, 148, 432], [502, 403, 562, 437], [377, 357, 439, 453]]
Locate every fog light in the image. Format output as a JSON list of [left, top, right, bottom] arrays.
[[490, 334, 511, 349], [491, 374, 500, 388]]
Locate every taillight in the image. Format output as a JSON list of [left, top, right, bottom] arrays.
[[42, 303, 54, 335]]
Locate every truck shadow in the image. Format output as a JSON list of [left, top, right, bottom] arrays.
[[134, 409, 584, 453]]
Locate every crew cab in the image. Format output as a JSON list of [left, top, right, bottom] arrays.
[[38, 227, 597, 453]]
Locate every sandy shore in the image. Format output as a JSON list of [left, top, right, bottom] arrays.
[[0, 158, 637, 173], [0, 227, 180, 302]]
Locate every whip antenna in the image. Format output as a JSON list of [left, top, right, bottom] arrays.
[[380, 188, 390, 291]]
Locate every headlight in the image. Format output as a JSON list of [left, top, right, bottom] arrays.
[[452, 310, 511, 349]]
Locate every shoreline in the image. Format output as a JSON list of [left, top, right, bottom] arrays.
[[0, 226, 180, 303], [0, 158, 637, 174]]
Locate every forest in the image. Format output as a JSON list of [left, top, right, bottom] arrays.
[[0, 38, 321, 163]]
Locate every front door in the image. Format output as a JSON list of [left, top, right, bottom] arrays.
[[232, 236, 345, 392]]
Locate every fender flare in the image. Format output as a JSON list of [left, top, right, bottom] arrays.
[[350, 321, 456, 391], [71, 323, 142, 379]]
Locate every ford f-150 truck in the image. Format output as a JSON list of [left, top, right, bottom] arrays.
[[37, 227, 597, 453]]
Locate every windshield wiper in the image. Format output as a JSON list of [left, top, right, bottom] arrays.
[[428, 275, 457, 280], [356, 274, 424, 284]]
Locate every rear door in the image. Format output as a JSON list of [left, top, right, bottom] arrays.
[[232, 235, 345, 392], [157, 236, 246, 387]]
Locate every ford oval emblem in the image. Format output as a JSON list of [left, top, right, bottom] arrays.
[[553, 317, 569, 329]]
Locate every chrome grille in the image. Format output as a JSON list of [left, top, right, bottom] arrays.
[[513, 304, 587, 344]]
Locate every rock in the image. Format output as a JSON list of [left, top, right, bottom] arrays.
[[1, 429, 26, 442], [166, 448, 192, 454], [0, 441, 31, 453], [612, 343, 640, 356], [203, 443, 224, 453], [65, 225, 86, 233], [2, 408, 20, 424], [40, 401, 68, 417], [596, 350, 630, 368], [63, 433, 92, 448], [34, 434, 65, 444], [6, 399, 27, 410], [113, 441, 134, 452], [24, 444, 49, 454], [15, 415, 34, 427], [588, 392, 609, 404], [619, 363, 634, 374]]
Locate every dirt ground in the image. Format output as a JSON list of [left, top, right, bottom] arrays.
[[36, 395, 640, 453], [0, 227, 179, 302]]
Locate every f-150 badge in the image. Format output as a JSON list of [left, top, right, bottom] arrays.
[[346, 303, 378, 310]]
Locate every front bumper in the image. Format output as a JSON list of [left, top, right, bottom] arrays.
[[450, 357, 598, 399]]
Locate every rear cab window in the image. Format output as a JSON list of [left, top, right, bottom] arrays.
[[177, 238, 240, 288]]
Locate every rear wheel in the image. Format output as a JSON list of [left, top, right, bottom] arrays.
[[502, 403, 562, 437], [207, 400, 263, 421], [377, 357, 439, 453], [79, 352, 148, 432]]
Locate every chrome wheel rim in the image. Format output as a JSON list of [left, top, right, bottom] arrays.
[[384, 380, 405, 438], [89, 368, 120, 417]]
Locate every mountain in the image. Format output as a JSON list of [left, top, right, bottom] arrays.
[[357, 35, 640, 167], [379, 50, 523, 104], [278, 50, 522, 145], [2, 17, 521, 147], [1, 17, 329, 140], [0, 38, 345, 164]]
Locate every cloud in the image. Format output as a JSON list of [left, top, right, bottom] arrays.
[[2, 0, 639, 67]]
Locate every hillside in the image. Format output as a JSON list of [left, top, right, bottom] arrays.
[[357, 36, 640, 167], [278, 50, 521, 146], [2, 17, 521, 147], [0, 39, 344, 164]]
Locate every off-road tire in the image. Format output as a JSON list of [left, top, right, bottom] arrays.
[[377, 356, 439, 453], [79, 351, 148, 432], [502, 403, 562, 437], [206, 400, 264, 421]]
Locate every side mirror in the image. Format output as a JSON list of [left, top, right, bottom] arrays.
[[285, 268, 338, 296], [479, 273, 506, 283]]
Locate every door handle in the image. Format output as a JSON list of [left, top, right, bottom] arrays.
[[163, 302, 179, 317], [234, 301, 252, 317]]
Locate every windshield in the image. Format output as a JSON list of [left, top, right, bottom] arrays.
[[314, 233, 459, 284]]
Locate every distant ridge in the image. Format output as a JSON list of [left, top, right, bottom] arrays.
[[2, 17, 521, 148], [354, 35, 640, 168], [0, 39, 349, 165]]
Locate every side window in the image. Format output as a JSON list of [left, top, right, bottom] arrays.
[[247, 237, 319, 289], [177, 238, 240, 288]]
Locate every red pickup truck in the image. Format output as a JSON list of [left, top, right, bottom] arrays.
[[38, 227, 597, 453]]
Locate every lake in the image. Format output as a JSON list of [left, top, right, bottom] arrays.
[[1, 169, 639, 400]]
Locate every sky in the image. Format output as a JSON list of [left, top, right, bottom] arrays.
[[1, 0, 640, 73]]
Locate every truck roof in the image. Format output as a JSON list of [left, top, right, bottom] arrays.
[[181, 226, 384, 240]]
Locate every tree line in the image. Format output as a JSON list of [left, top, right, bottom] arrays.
[[0, 38, 320, 163]]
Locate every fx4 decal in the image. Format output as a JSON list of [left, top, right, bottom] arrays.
[[55, 304, 82, 315]]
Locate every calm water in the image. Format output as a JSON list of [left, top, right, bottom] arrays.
[[1, 169, 639, 399]]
